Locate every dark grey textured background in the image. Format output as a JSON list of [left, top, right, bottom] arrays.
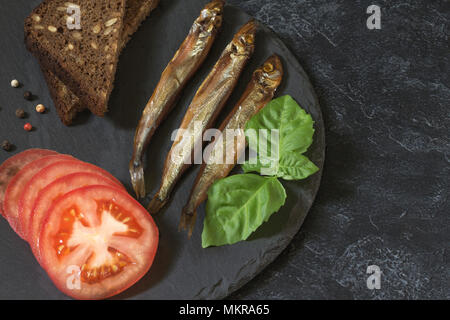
[[227, 0, 449, 299], [0, 0, 325, 299], [0, 0, 448, 300]]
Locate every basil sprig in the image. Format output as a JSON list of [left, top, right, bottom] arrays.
[[202, 95, 318, 248]]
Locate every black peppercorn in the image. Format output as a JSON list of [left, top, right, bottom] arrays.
[[1, 140, 12, 151], [24, 91, 33, 101], [15, 108, 26, 118]]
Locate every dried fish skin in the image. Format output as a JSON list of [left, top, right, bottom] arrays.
[[180, 55, 283, 236], [148, 20, 258, 214], [129, 0, 224, 199]]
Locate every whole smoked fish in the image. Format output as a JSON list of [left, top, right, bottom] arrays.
[[148, 20, 257, 213], [179, 55, 283, 236], [130, 0, 224, 198]]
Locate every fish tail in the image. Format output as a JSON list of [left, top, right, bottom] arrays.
[[178, 206, 190, 231], [147, 194, 167, 214], [187, 211, 198, 238], [179, 204, 197, 238], [129, 159, 146, 199]]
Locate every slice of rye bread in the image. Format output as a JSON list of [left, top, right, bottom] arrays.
[[40, 0, 160, 125], [25, 0, 127, 117]]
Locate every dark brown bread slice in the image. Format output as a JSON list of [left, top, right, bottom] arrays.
[[121, 0, 160, 47], [40, 0, 160, 125], [25, 0, 127, 116], [43, 70, 85, 125]]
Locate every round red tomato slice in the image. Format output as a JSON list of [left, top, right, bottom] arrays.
[[29, 172, 124, 263], [19, 160, 124, 240], [39, 185, 159, 300], [0, 149, 58, 216], [4, 154, 74, 238]]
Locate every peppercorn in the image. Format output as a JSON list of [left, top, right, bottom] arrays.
[[1, 140, 12, 151], [35, 104, 46, 113], [24, 123, 32, 131], [24, 91, 33, 101], [11, 79, 19, 88], [15, 108, 26, 118]]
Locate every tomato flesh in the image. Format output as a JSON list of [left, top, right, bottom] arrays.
[[29, 172, 123, 264], [0, 149, 58, 216], [55, 201, 139, 284], [40, 185, 158, 300], [18, 159, 124, 240]]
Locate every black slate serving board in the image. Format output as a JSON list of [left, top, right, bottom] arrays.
[[0, 0, 324, 299]]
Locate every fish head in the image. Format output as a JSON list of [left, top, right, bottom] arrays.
[[204, 0, 225, 12], [198, 0, 224, 33], [255, 54, 284, 89], [231, 20, 257, 56]]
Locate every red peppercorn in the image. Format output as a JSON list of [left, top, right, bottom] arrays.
[[24, 123, 32, 131]]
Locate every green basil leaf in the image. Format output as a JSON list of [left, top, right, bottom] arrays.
[[245, 95, 315, 155], [243, 153, 318, 180], [202, 174, 286, 248], [242, 155, 278, 176], [244, 95, 318, 180], [241, 158, 264, 174], [278, 153, 319, 180]]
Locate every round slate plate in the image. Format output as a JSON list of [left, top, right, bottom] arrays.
[[0, 0, 324, 299]]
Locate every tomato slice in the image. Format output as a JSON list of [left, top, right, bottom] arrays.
[[29, 172, 124, 264], [39, 185, 159, 300], [18, 160, 124, 240], [0, 149, 58, 216], [3, 154, 74, 238]]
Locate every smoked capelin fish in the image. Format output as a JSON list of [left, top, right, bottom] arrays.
[[148, 20, 257, 214], [129, 0, 224, 199], [179, 55, 283, 237]]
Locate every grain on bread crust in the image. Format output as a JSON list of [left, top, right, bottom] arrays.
[[25, 0, 127, 117]]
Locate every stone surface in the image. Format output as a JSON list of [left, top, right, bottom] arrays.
[[0, 0, 324, 299], [0, 0, 448, 300], [228, 0, 449, 299]]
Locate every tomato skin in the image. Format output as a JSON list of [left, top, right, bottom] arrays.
[[28, 172, 124, 264], [39, 185, 159, 300], [3, 154, 74, 238], [0, 149, 58, 216], [18, 160, 125, 241]]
